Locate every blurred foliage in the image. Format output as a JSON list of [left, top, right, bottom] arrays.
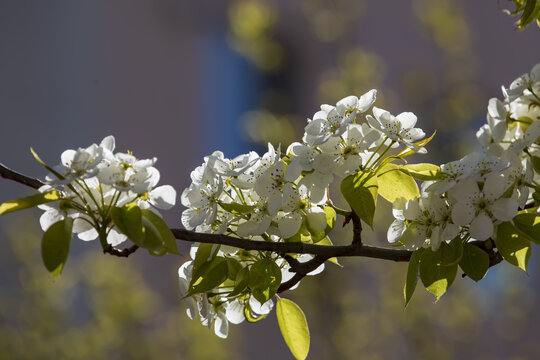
[[0, 215, 241, 360], [504, 0, 540, 30], [227, 1, 285, 72], [300, 0, 364, 43]]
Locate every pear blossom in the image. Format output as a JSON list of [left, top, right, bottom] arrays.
[[366, 107, 426, 152]]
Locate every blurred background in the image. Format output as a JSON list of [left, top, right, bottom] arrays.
[[0, 0, 539, 359]]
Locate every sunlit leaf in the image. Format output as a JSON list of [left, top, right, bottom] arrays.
[[276, 298, 310, 360], [495, 222, 531, 272], [341, 172, 378, 228], [377, 164, 419, 203], [0, 190, 62, 215], [513, 213, 540, 245], [399, 163, 442, 181], [419, 247, 457, 301]]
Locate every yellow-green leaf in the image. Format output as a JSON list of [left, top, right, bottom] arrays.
[[0, 190, 62, 215], [41, 218, 73, 278], [400, 163, 442, 181], [340, 172, 378, 228], [377, 164, 419, 203], [419, 248, 457, 301], [513, 213, 540, 245], [276, 298, 310, 360], [495, 222, 531, 272]]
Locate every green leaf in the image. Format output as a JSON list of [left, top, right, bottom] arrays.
[[495, 222, 531, 272], [192, 244, 220, 278], [419, 248, 457, 301], [219, 202, 255, 214], [340, 172, 378, 228], [188, 256, 229, 296], [249, 258, 282, 304], [513, 213, 540, 245], [377, 164, 419, 203], [41, 218, 73, 278], [519, 0, 538, 29], [404, 248, 424, 307], [459, 244, 489, 282], [141, 209, 179, 254], [226, 257, 243, 280], [0, 190, 62, 215], [400, 163, 443, 181], [110, 203, 144, 244], [531, 155, 540, 175], [276, 298, 310, 360], [439, 239, 463, 266], [229, 266, 250, 297], [316, 236, 341, 266]]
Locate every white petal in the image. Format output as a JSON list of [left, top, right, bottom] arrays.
[[249, 297, 273, 315], [149, 185, 177, 210], [278, 212, 304, 239], [451, 202, 476, 226], [483, 173, 506, 200], [107, 227, 127, 246], [490, 197, 518, 221], [39, 209, 64, 231], [469, 213, 493, 240], [387, 219, 406, 243], [225, 299, 246, 325], [357, 89, 377, 112], [214, 311, 229, 339]]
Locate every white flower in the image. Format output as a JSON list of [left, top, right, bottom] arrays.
[[449, 173, 518, 240], [98, 152, 159, 194], [366, 107, 426, 152], [181, 177, 223, 230], [304, 90, 377, 146]]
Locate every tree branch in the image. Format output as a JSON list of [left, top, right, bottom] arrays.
[[171, 228, 412, 261], [0, 163, 44, 189], [0, 162, 412, 262]]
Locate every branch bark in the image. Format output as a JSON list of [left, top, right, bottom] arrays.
[[0, 162, 413, 262]]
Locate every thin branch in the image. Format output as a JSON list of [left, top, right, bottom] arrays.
[[0, 163, 44, 189], [171, 228, 412, 261], [103, 244, 139, 257], [277, 255, 328, 293], [0, 162, 413, 262]]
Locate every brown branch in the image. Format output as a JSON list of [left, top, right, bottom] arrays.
[[0, 162, 412, 262], [171, 228, 412, 261], [277, 255, 328, 293], [103, 244, 139, 257], [0, 163, 44, 189]]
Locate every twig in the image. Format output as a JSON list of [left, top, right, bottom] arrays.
[[0, 162, 413, 262], [0, 163, 44, 189]]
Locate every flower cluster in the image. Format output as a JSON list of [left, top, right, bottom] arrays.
[[38, 135, 176, 247], [388, 63, 540, 250], [180, 89, 430, 336]]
